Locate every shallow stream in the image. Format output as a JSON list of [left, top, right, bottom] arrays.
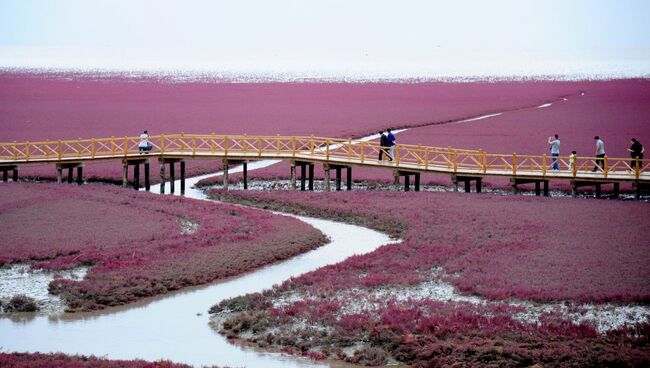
[[0, 170, 397, 367]]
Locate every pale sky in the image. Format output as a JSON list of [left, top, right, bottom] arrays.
[[1, 0, 649, 78]]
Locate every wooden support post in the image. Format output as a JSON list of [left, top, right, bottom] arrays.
[[535, 181, 541, 196], [57, 165, 63, 184], [169, 161, 175, 194], [76, 166, 83, 185], [336, 167, 342, 191], [464, 179, 471, 193], [300, 163, 306, 191], [452, 175, 459, 192], [67, 167, 74, 184], [133, 163, 140, 190], [595, 183, 601, 198], [159, 160, 165, 194], [180, 160, 186, 195], [511, 181, 517, 194], [290, 162, 297, 190], [634, 182, 641, 200], [404, 174, 410, 192], [2, 169, 7, 182], [222, 159, 228, 191], [571, 182, 578, 198], [122, 163, 128, 187], [346, 166, 352, 190], [612, 182, 620, 199], [12, 169, 17, 182], [323, 164, 331, 191], [543, 180, 549, 197], [414, 173, 420, 192], [243, 162, 248, 190], [476, 177, 482, 193], [308, 163, 314, 191], [144, 161, 150, 191]]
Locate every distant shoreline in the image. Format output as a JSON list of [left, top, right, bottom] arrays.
[[2, 67, 649, 84]]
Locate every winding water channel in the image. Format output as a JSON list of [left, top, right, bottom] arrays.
[[0, 167, 398, 367], [1, 105, 588, 366]]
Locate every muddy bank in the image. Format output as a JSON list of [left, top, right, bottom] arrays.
[[0, 264, 87, 315]]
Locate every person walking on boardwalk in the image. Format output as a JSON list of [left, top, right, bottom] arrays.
[[139, 130, 152, 153], [628, 138, 644, 171], [387, 128, 396, 160], [378, 131, 392, 161], [548, 134, 560, 170], [592, 136, 606, 172]]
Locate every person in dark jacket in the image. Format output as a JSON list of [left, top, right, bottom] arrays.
[[387, 128, 396, 159], [628, 138, 644, 171], [378, 131, 392, 161]]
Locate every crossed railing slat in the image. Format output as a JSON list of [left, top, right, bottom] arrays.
[[0, 134, 647, 180]]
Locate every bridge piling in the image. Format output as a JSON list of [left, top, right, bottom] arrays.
[[571, 180, 620, 199], [336, 167, 342, 191], [300, 163, 306, 191], [632, 182, 648, 200], [76, 166, 83, 185], [243, 162, 248, 190], [159, 159, 165, 194], [346, 167, 352, 190], [309, 163, 314, 191], [67, 167, 74, 184], [133, 163, 140, 190], [56, 166, 63, 184], [144, 161, 150, 191], [1, 165, 17, 182], [395, 170, 421, 191], [180, 160, 186, 195], [122, 163, 128, 187], [511, 178, 548, 196], [222, 159, 229, 190], [453, 175, 483, 193], [169, 161, 175, 193], [323, 164, 331, 191], [290, 162, 296, 190]]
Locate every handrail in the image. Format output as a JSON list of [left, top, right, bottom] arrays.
[[0, 134, 647, 180]]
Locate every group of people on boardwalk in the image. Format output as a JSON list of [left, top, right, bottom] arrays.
[[378, 129, 396, 161], [548, 134, 644, 172]]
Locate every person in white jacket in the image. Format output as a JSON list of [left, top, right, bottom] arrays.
[[139, 130, 152, 153]]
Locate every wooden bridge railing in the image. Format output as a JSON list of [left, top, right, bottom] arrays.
[[0, 134, 647, 179]]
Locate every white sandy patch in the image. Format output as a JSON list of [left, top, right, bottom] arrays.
[[179, 218, 200, 235], [271, 268, 650, 334], [0, 264, 88, 315]]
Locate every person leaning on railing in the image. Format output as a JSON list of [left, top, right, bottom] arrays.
[[628, 138, 644, 171]]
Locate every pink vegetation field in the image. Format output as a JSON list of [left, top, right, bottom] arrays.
[[210, 189, 650, 366], [203, 79, 650, 191], [6, 72, 649, 189], [0, 353, 201, 368], [0, 183, 326, 311]]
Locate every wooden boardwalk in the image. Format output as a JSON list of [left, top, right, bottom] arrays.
[[1, 134, 648, 198]]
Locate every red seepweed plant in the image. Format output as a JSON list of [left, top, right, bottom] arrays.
[[0, 183, 327, 311], [210, 189, 650, 366]]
